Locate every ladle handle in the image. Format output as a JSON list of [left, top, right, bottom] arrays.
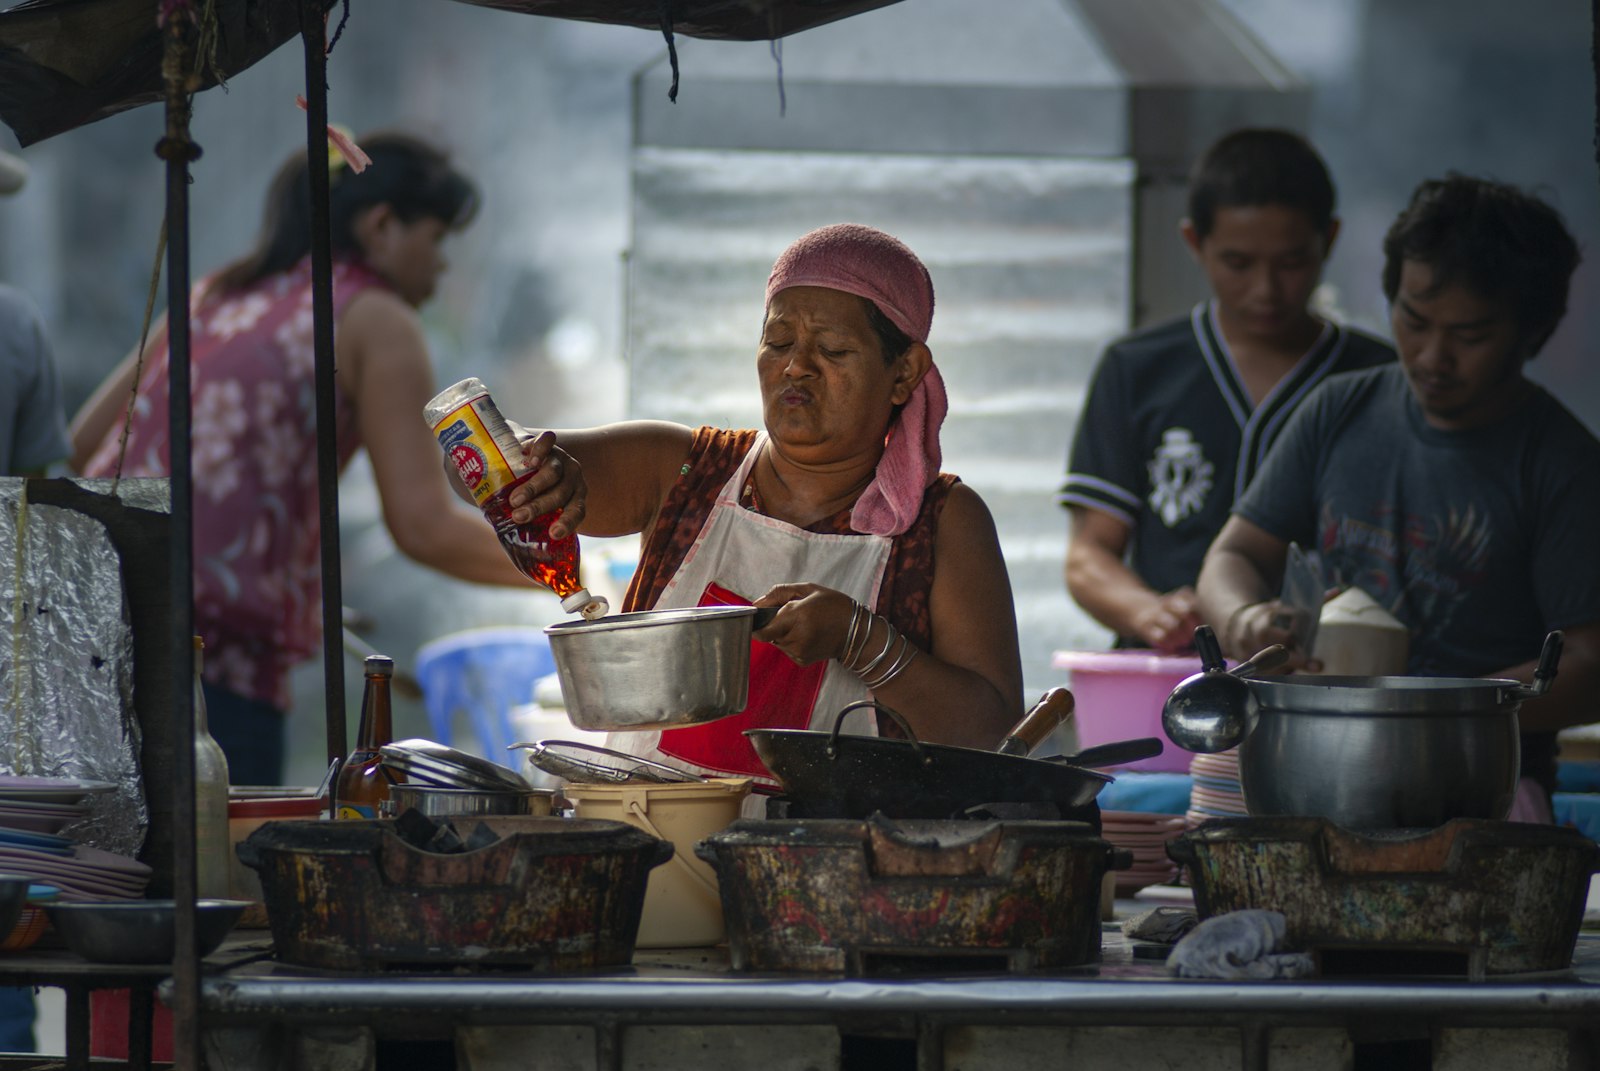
[[1194, 625, 1227, 673], [995, 688, 1075, 756], [1524, 630, 1564, 698], [1232, 644, 1290, 679]]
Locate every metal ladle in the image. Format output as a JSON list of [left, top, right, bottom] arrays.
[[1160, 625, 1290, 754]]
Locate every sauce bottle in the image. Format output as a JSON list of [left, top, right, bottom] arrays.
[[334, 654, 399, 820], [192, 637, 232, 898], [423, 378, 609, 620]]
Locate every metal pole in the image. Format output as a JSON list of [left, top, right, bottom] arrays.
[[300, 1, 348, 775], [157, 5, 201, 1067]]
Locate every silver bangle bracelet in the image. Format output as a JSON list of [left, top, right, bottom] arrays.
[[839, 599, 865, 665], [864, 636, 917, 689], [863, 633, 918, 689], [853, 616, 899, 678], [844, 600, 871, 665]]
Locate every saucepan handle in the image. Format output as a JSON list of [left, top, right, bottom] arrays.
[[751, 605, 780, 630]]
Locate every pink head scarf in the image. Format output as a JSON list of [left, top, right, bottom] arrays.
[[764, 223, 949, 537]]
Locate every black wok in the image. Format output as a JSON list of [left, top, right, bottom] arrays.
[[746, 690, 1149, 820]]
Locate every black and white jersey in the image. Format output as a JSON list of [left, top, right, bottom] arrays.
[[1059, 302, 1395, 602]]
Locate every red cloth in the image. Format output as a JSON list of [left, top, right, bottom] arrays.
[[656, 583, 826, 778]]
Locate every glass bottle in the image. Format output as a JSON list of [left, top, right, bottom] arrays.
[[191, 637, 232, 899], [334, 655, 399, 820], [424, 377, 609, 620]]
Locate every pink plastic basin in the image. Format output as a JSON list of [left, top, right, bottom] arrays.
[[1051, 649, 1207, 773]]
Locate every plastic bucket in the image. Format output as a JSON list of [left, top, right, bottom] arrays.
[[1051, 650, 1206, 773], [227, 790, 325, 927], [563, 778, 750, 948]]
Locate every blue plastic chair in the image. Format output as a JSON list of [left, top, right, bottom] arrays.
[[413, 626, 557, 759]]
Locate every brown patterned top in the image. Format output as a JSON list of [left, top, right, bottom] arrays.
[[623, 426, 957, 652]]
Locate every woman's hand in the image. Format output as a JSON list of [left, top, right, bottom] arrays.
[[507, 426, 588, 539], [751, 583, 857, 667]]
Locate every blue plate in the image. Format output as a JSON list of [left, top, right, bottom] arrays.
[[0, 828, 73, 855]]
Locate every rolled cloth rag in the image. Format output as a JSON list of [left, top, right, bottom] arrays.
[[765, 223, 947, 537]]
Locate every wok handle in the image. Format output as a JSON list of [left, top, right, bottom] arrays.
[[995, 688, 1074, 757], [828, 701, 926, 764]]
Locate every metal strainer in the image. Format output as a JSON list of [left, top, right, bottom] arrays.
[[507, 740, 702, 786]]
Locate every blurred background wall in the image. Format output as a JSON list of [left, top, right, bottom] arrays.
[[1, 0, 1593, 782]]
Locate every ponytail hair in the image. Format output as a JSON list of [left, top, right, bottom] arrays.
[[211, 130, 479, 295]]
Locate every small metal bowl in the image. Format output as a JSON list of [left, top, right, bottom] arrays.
[[45, 899, 250, 964], [379, 785, 554, 819], [545, 605, 759, 731]]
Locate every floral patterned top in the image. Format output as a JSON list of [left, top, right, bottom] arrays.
[[83, 256, 389, 711], [623, 426, 958, 653]]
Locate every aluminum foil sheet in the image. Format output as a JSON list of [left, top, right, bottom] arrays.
[[0, 477, 167, 856]]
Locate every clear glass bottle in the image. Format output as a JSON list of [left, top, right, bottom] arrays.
[[334, 654, 399, 820], [424, 377, 608, 620], [191, 637, 232, 899]]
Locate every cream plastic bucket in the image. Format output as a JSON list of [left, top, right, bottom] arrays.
[[563, 778, 750, 948]]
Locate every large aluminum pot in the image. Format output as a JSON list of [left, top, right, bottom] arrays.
[[1236, 633, 1562, 829], [546, 606, 776, 732]]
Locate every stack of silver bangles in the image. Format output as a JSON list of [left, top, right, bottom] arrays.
[[839, 598, 918, 689]]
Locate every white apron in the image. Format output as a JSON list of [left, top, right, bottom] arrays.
[[605, 432, 892, 790]]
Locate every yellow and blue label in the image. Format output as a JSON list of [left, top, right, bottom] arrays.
[[433, 398, 518, 506]]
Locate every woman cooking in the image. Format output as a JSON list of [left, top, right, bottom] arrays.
[[507, 223, 1021, 781]]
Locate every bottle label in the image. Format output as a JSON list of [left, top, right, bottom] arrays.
[[431, 395, 524, 506], [335, 803, 379, 820]]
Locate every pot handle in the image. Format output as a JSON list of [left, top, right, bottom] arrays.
[[1164, 836, 1197, 867], [828, 701, 927, 765], [625, 799, 718, 895], [1513, 631, 1563, 700], [1106, 846, 1134, 872]]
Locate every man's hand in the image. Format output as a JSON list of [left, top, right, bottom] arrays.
[[1223, 599, 1321, 671], [1131, 586, 1204, 653]]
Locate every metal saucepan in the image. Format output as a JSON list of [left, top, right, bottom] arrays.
[[546, 605, 779, 732], [1236, 631, 1563, 829], [746, 689, 1132, 820], [1160, 625, 1290, 753]]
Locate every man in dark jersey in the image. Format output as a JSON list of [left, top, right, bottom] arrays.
[[1060, 129, 1394, 651], [1198, 174, 1600, 818]]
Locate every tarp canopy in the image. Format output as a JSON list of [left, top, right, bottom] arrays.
[[0, 0, 904, 146]]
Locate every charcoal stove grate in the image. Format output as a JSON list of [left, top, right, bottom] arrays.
[[1169, 816, 1600, 977]]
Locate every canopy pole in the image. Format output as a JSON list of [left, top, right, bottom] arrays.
[[156, 3, 202, 1067], [300, 0, 349, 778]]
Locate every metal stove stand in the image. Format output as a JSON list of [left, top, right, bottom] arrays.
[[182, 931, 1600, 1071]]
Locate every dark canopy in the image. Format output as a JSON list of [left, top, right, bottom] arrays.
[[0, 0, 903, 146]]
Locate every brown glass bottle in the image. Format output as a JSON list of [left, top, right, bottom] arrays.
[[334, 654, 398, 819]]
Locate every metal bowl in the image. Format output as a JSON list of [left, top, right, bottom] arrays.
[[545, 606, 758, 731], [1237, 674, 1524, 829], [45, 899, 251, 964], [379, 784, 555, 819]]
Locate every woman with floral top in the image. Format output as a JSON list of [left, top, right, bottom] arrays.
[[69, 132, 527, 783]]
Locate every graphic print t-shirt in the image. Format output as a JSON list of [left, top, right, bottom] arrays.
[[1235, 364, 1600, 677], [1060, 303, 1395, 604]]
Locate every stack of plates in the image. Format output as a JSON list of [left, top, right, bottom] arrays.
[[0, 844, 150, 901], [1187, 749, 1249, 826], [0, 776, 146, 902], [0, 776, 110, 835], [1101, 810, 1186, 895]]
